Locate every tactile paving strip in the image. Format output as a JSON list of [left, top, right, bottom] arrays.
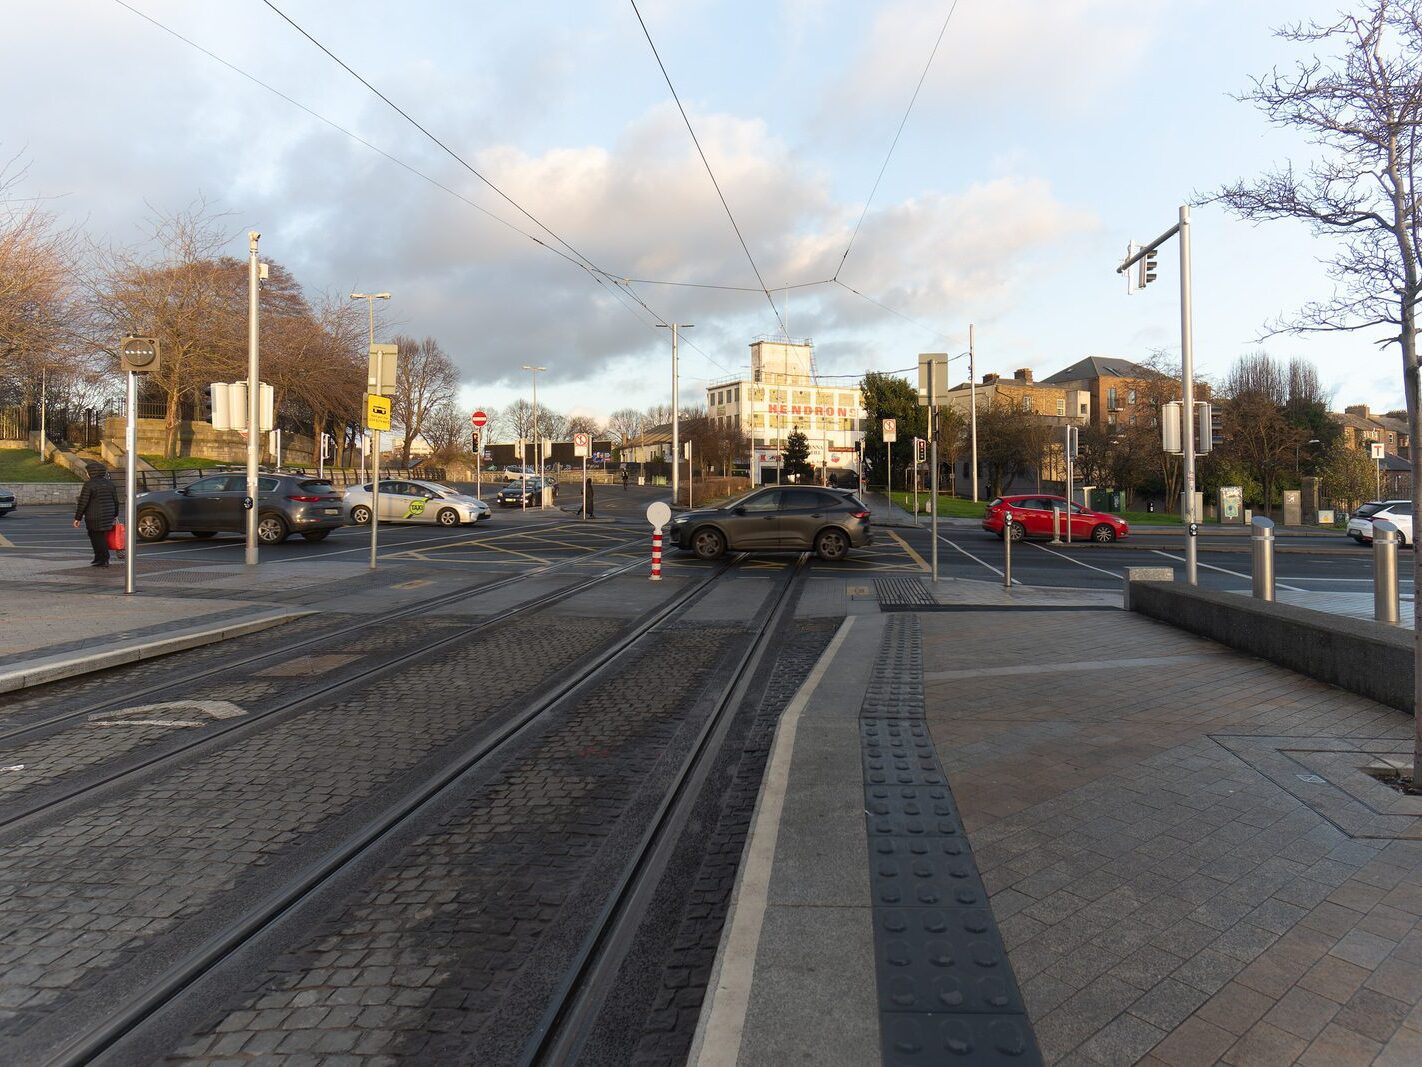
[[860, 615, 1042, 1066], [874, 576, 936, 609]]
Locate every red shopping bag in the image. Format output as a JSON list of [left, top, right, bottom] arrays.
[[107, 523, 126, 551]]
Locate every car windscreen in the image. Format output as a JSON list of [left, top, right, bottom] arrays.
[[1356, 503, 1385, 517], [846, 494, 869, 512], [299, 480, 335, 492]]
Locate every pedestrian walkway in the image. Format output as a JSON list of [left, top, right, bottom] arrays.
[[697, 580, 1422, 1065]]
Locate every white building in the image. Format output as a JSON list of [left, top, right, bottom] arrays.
[[706, 339, 866, 484]]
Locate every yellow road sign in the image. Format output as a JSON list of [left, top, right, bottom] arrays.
[[366, 393, 392, 431]]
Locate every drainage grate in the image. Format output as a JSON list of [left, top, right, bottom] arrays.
[[860, 615, 1042, 1067]]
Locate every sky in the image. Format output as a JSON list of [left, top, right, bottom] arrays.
[[4, 0, 1408, 424]]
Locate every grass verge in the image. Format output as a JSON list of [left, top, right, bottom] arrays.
[[0, 448, 80, 482]]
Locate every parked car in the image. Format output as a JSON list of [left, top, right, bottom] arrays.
[[0, 486, 14, 518], [496, 478, 557, 506], [982, 495, 1130, 543], [503, 465, 537, 481], [670, 486, 872, 562], [342, 479, 490, 526], [135, 473, 345, 544], [1347, 500, 1413, 545]]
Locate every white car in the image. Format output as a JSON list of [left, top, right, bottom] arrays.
[[1347, 500, 1413, 545], [342, 479, 491, 526], [503, 465, 537, 481]]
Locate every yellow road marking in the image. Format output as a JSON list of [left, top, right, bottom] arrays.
[[888, 529, 929, 573], [393, 578, 432, 589], [0, 533, 13, 548]]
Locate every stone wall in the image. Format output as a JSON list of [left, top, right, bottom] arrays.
[[9, 483, 85, 506], [99, 418, 318, 467]]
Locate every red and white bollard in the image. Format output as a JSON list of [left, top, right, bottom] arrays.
[[650, 529, 663, 581]]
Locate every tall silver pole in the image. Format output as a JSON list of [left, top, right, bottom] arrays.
[[368, 301, 380, 570], [532, 373, 541, 505], [929, 360, 939, 584], [672, 323, 680, 507], [245, 232, 260, 567], [1179, 205, 1198, 586], [124, 370, 137, 594], [39, 366, 46, 462], [969, 323, 979, 502], [1065, 425, 1074, 545]]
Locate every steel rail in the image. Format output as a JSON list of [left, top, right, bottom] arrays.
[[0, 521, 639, 749], [522, 554, 809, 1065], [40, 553, 750, 1067], [0, 545, 649, 836]]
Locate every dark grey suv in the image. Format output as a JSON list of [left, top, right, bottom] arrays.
[[670, 486, 872, 561], [134, 473, 346, 544]]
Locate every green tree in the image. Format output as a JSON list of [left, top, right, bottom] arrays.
[[859, 371, 927, 490], [782, 428, 813, 482], [1319, 442, 1380, 513]]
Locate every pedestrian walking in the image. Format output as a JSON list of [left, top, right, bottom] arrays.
[[622, 469, 629, 491], [584, 478, 596, 519], [73, 462, 120, 567]]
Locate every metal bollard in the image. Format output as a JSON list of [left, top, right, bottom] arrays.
[[1051, 506, 1063, 544], [1374, 519, 1400, 624], [1002, 508, 1013, 588], [1250, 516, 1275, 602]]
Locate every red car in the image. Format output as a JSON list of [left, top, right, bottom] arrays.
[[982, 495, 1130, 543]]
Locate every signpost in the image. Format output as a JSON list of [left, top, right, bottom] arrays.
[[119, 335, 159, 595], [647, 500, 671, 580], [918, 354, 946, 583], [367, 342, 398, 571], [1372, 440, 1386, 498], [472, 409, 488, 499], [574, 431, 590, 519], [882, 418, 896, 498], [683, 440, 693, 509]]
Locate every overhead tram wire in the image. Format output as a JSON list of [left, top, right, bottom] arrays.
[[627, 0, 790, 338], [833, 0, 960, 282]]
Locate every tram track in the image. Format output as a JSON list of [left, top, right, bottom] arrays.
[[0, 520, 640, 750], [30, 552, 785, 1066], [0, 540, 649, 836]]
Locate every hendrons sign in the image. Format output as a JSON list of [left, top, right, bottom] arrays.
[[765, 403, 851, 416]]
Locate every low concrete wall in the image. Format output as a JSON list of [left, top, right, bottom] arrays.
[[1128, 581, 1413, 714], [10, 482, 84, 506]]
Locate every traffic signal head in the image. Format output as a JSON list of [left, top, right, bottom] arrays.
[[1138, 247, 1158, 289]]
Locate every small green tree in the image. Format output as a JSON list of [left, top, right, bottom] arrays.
[[1320, 442, 1380, 513], [859, 371, 927, 489], [782, 428, 813, 482]]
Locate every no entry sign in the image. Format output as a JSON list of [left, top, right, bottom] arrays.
[[471, 409, 488, 428]]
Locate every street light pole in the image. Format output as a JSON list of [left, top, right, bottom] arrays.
[[657, 323, 693, 505], [522, 365, 546, 505], [350, 291, 391, 570], [246, 233, 262, 567], [969, 323, 979, 502]]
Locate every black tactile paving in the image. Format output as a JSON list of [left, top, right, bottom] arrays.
[[860, 615, 1042, 1067], [874, 576, 935, 609]]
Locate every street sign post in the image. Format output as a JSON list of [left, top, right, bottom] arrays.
[[1372, 440, 1386, 497], [471, 409, 488, 498], [366, 343, 398, 571], [883, 418, 896, 497], [646, 500, 671, 580], [120, 336, 160, 595], [574, 432, 590, 519]]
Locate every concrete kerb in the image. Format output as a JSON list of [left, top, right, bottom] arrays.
[[0, 609, 313, 695], [689, 615, 860, 1067]]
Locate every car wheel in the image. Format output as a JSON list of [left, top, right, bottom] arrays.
[[302, 529, 332, 542], [136, 510, 168, 542], [1009, 521, 1026, 542], [692, 527, 726, 561], [256, 514, 289, 545], [815, 528, 850, 562], [436, 507, 460, 527], [351, 505, 372, 525], [191, 530, 216, 539], [1091, 524, 1116, 543]]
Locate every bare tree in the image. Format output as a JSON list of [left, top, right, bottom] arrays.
[[1219, 352, 1304, 513], [391, 335, 457, 467], [607, 407, 643, 445], [421, 397, 471, 462], [566, 413, 604, 438], [1208, 1, 1422, 775]]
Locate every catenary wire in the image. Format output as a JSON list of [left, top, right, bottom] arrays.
[[627, 0, 790, 338], [834, 0, 960, 281]]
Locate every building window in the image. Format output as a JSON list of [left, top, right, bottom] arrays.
[[1056, 399, 1066, 416], [1108, 386, 1119, 409], [1127, 388, 1137, 405], [1021, 395, 1033, 413]]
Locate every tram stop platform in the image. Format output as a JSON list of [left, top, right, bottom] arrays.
[[692, 583, 1422, 1066]]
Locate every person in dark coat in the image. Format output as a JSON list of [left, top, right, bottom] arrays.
[[622, 470, 629, 491], [73, 463, 120, 567], [584, 478, 595, 519]]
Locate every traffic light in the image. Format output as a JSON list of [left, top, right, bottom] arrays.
[[914, 437, 926, 464], [854, 440, 862, 455], [470, 429, 480, 452], [1138, 247, 1158, 289]]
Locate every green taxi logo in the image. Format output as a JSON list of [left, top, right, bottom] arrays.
[[405, 498, 426, 519]]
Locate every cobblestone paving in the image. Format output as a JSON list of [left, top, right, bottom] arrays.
[[622, 618, 840, 1066], [0, 616, 621, 1047], [161, 628, 737, 1066], [0, 611, 339, 725], [0, 617, 478, 807], [920, 609, 1422, 1066]]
